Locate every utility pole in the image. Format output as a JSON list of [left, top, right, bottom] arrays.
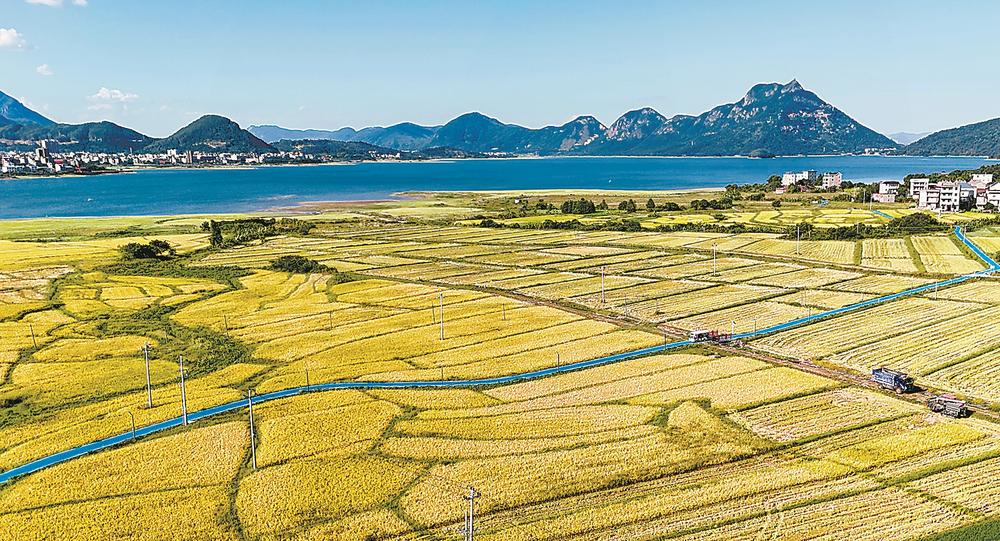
[[328, 312, 333, 332], [557, 352, 561, 366], [179, 355, 188, 426], [796, 224, 801, 255], [438, 292, 445, 341], [304, 362, 310, 391], [248, 389, 257, 470], [142, 343, 153, 408], [28, 323, 36, 349], [501, 303, 506, 321], [731, 320, 735, 336], [223, 315, 229, 334], [463, 486, 481, 541], [128, 411, 136, 441], [712, 244, 718, 275], [753, 318, 758, 335], [601, 266, 606, 303]]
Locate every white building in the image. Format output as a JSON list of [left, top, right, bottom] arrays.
[[916, 180, 973, 212], [908, 178, 930, 199], [984, 182, 1000, 209], [971, 173, 995, 188], [872, 180, 900, 203], [822, 172, 843, 189], [781, 170, 818, 187]]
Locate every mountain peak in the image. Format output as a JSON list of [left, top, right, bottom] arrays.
[[605, 108, 667, 141], [145, 114, 273, 153], [782, 79, 803, 92], [0, 90, 55, 126]]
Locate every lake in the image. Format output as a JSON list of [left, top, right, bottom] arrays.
[[0, 155, 993, 219]]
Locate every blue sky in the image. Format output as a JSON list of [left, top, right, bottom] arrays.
[[2, 0, 998, 137]]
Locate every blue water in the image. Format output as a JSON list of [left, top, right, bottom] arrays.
[[0, 156, 992, 219]]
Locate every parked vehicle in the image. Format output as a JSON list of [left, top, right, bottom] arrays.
[[871, 367, 915, 394], [928, 395, 968, 418], [688, 330, 733, 343]]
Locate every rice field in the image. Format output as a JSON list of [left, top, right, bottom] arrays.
[[4, 217, 1000, 540], [911, 235, 985, 274]]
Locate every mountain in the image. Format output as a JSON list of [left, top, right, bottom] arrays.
[[605, 108, 670, 142], [248, 125, 358, 143], [273, 80, 890, 156], [424, 113, 608, 154], [425, 112, 532, 153], [249, 122, 439, 151], [271, 139, 405, 159], [901, 118, 1000, 157], [352, 122, 439, 151], [523, 116, 606, 153], [0, 91, 54, 126], [582, 80, 895, 156], [0, 121, 153, 152], [145, 115, 274, 153], [889, 131, 930, 145]]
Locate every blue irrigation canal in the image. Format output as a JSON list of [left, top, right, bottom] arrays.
[[1, 226, 997, 485]]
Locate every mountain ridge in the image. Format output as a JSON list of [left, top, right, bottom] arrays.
[[899, 118, 1000, 158], [249, 80, 896, 156], [0, 81, 928, 156], [0, 91, 54, 126]]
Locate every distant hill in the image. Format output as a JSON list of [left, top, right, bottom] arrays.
[[889, 131, 930, 145], [901, 118, 1000, 157], [0, 91, 53, 126], [270, 139, 485, 161], [145, 115, 274, 153], [248, 125, 358, 143], [271, 139, 403, 159], [425, 113, 532, 153], [250, 122, 439, 151], [0, 121, 152, 152]]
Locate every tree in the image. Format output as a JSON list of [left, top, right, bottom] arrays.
[[660, 202, 683, 211], [646, 198, 656, 211], [271, 255, 330, 274], [772, 200, 782, 208], [597, 199, 609, 210], [617, 199, 638, 212], [208, 220, 223, 247], [119, 240, 173, 260], [560, 198, 596, 214]]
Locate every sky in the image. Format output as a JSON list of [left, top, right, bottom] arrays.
[[2, 0, 999, 137]]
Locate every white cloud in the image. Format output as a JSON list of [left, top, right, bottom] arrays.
[[89, 87, 139, 103], [36, 63, 53, 76], [0, 28, 27, 49], [25, 0, 88, 6], [86, 103, 112, 111]]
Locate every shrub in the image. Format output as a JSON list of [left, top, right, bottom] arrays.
[[270, 255, 329, 274]]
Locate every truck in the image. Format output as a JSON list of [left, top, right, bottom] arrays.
[[871, 367, 914, 394], [689, 330, 711, 342], [928, 395, 968, 418], [688, 330, 733, 344]]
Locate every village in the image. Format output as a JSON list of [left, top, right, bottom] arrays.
[[777, 168, 999, 212]]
